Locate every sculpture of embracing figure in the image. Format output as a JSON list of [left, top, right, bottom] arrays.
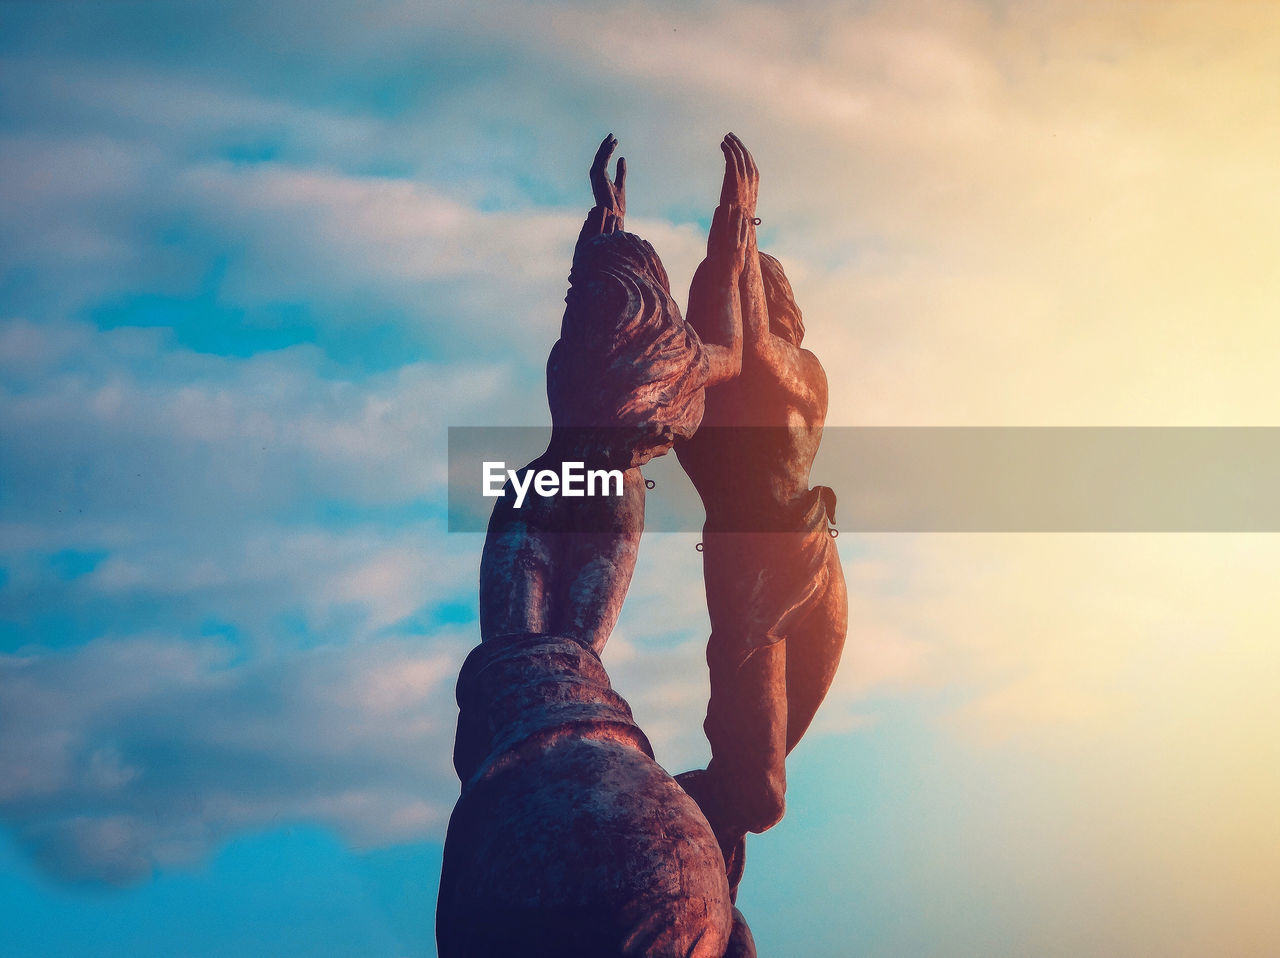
[[438, 135, 756, 958], [437, 132, 846, 958]]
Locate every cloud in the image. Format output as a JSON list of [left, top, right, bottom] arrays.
[[814, 533, 1280, 752], [179, 161, 705, 363], [0, 315, 493, 887], [394, 0, 1280, 426], [0, 630, 472, 885], [0, 318, 505, 514], [6, 0, 1280, 914], [0, 317, 495, 652]]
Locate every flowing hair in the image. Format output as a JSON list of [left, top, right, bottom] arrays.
[[547, 231, 710, 443], [759, 252, 804, 346]]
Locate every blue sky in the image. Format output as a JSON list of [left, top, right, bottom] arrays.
[[4, 1, 1280, 955]]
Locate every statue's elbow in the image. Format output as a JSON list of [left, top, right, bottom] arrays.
[[725, 338, 743, 379], [704, 342, 742, 386]]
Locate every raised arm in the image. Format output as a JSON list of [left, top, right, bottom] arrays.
[[691, 203, 749, 386], [720, 135, 826, 415], [715, 134, 768, 355], [686, 133, 759, 387], [738, 193, 770, 367], [577, 133, 627, 245]]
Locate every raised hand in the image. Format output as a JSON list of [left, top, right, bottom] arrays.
[[590, 133, 627, 218], [707, 202, 750, 277], [718, 133, 759, 219]]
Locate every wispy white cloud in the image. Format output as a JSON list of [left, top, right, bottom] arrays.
[[0, 629, 472, 885], [0, 318, 505, 515], [0, 317, 494, 662], [5, 2, 1280, 924]]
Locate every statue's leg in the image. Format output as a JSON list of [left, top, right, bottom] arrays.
[[695, 524, 829, 836], [677, 631, 786, 906], [478, 495, 556, 642], [554, 468, 645, 654], [703, 633, 789, 838], [782, 543, 849, 752], [682, 531, 820, 900]]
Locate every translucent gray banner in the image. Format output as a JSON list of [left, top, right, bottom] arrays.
[[448, 427, 1280, 532]]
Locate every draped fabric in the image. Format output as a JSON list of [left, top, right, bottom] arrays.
[[438, 634, 733, 958], [547, 230, 710, 444], [702, 485, 839, 655], [452, 633, 652, 785]]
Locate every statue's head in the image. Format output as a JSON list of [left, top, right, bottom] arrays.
[[759, 252, 805, 346], [548, 231, 709, 466]]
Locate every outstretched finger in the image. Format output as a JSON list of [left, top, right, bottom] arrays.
[[615, 155, 627, 191], [725, 203, 742, 237], [729, 133, 756, 181], [716, 202, 733, 231], [591, 133, 616, 175], [722, 133, 737, 170], [719, 138, 736, 205], [727, 133, 745, 182]]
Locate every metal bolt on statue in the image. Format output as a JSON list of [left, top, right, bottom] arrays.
[[436, 132, 848, 958]]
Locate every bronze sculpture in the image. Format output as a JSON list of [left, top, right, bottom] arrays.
[[477, 133, 748, 656], [676, 136, 849, 899], [438, 133, 846, 957]]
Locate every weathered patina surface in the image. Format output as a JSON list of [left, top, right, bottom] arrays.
[[437, 634, 733, 957], [438, 136, 758, 958], [677, 139, 849, 898], [438, 133, 845, 956]]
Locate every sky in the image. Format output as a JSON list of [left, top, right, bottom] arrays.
[[2, 0, 1279, 955]]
